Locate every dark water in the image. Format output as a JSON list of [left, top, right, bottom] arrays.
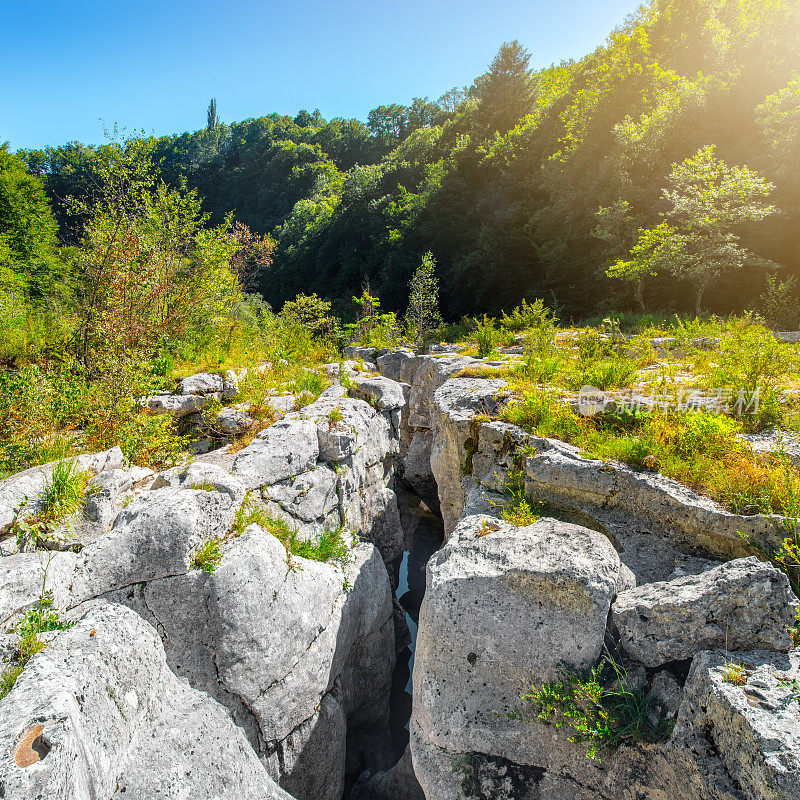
[[389, 486, 443, 759]]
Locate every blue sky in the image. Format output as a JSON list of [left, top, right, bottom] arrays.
[[3, 0, 640, 150]]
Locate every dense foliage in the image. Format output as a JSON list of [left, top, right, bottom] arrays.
[[20, 0, 800, 323]]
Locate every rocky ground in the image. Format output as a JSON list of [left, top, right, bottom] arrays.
[[0, 345, 798, 799]]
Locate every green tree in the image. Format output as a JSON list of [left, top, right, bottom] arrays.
[[610, 146, 777, 315], [70, 135, 240, 377], [473, 40, 535, 132], [207, 98, 218, 131], [0, 144, 61, 297], [406, 252, 441, 351]]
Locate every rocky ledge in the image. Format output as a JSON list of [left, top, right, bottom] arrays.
[[0, 349, 798, 800]]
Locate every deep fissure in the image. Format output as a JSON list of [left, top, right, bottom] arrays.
[[388, 483, 444, 762]]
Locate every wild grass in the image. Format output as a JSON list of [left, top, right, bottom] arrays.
[[39, 459, 91, 523], [503, 391, 800, 516], [507, 654, 673, 762], [191, 539, 224, 573], [231, 494, 351, 564]]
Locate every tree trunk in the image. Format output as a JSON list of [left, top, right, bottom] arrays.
[[695, 285, 705, 317]]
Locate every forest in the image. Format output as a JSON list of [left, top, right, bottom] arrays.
[[8, 0, 800, 327]]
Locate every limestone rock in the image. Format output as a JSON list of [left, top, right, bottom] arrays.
[[0, 551, 78, 630], [139, 392, 211, 417], [407, 355, 477, 429], [411, 514, 620, 782], [223, 368, 241, 398], [264, 464, 339, 523], [109, 526, 394, 800], [612, 557, 799, 667], [209, 406, 253, 435], [430, 377, 508, 536], [377, 348, 425, 384], [232, 419, 319, 490], [70, 487, 241, 601], [675, 648, 800, 800], [150, 461, 245, 502], [350, 375, 406, 411], [0, 448, 124, 535], [0, 602, 290, 800], [179, 371, 224, 395], [525, 436, 784, 565]]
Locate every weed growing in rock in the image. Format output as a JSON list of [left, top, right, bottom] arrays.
[[12, 459, 92, 550], [191, 539, 224, 573], [721, 662, 749, 686], [508, 656, 673, 762], [497, 469, 542, 527], [231, 494, 351, 565], [40, 459, 91, 523], [0, 557, 72, 700]]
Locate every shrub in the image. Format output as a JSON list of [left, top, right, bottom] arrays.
[[474, 316, 499, 358], [760, 274, 799, 330], [500, 299, 558, 332], [508, 655, 672, 762]]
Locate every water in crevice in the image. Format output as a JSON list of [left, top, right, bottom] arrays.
[[389, 485, 444, 760]]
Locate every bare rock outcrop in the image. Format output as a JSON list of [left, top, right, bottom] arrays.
[[0, 602, 291, 800], [613, 557, 799, 666]]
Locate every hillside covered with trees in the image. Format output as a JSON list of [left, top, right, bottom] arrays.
[[15, 0, 800, 324]]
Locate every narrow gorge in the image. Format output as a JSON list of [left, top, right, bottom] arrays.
[[0, 343, 798, 800]]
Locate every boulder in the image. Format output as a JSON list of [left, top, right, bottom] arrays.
[[675, 648, 800, 800], [0, 602, 290, 800], [179, 372, 225, 395], [349, 375, 406, 411], [223, 368, 241, 398], [0, 551, 78, 630], [70, 487, 241, 601], [407, 356, 477, 429], [83, 466, 154, 530], [139, 393, 211, 417], [106, 526, 394, 800], [232, 419, 319, 490], [209, 406, 253, 435], [429, 377, 508, 536], [377, 349, 425, 385], [264, 464, 339, 524], [411, 514, 620, 788], [525, 436, 784, 569], [612, 557, 799, 667], [150, 461, 246, 502], [0, 448, 124, 535]]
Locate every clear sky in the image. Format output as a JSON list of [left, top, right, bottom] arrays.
[[3, 0, 640, 151]]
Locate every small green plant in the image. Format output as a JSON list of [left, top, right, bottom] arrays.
[[777, 675, 800, 706], [497, 469, 542, 527], [328, 407, 343, 428], [508, 655, 673, 762], [500, 298, 558, 332], [474, 315, 499, 358], [40, 459, 91, 523], [231, 494, 351, 564], [0, 556, 72, 700], [450, 752, 482, 795], [721, 662, 749, 686], [191, 539, 223, 573], [190, 480, 218, 492]]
